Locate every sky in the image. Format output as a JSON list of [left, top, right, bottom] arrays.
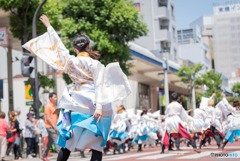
[[175, 0, 213, 30]]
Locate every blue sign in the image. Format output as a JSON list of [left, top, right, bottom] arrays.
[[0, 80, 3, 99]]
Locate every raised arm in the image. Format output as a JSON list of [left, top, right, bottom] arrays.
[[23, 14, 70, 71], [40, 14, 51, 28]]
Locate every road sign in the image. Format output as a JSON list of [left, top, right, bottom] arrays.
[[26, 101, 33, 106], [0, 27, 8, 46], [0, 80, 3, 99], [25, 85, 33, 99]]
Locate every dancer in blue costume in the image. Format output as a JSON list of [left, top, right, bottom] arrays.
[[23, 15, 131, 161]]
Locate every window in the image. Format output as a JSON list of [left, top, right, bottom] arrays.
[[134, 3, 141, 12], [172, 27, 176, 40], [159, 19, 169, 30], [171, 5, 175, 19], [139, 83, 150, 109], [158, 0, 168, 7]]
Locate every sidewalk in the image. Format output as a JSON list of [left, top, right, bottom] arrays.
[[5, 151, 86, 161]]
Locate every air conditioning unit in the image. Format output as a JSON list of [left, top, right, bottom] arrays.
[[161, 42, 169, 48]]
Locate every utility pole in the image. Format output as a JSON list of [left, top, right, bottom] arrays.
[[7, 38, 14, 111], [192, 87, 196, 111], [52, 69, 57, 94], [164, 58, 169, 106], [32, 0, 47, 119]]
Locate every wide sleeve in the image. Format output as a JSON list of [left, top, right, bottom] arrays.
[[93, 62, 132, 109], [164, 106, 169, 118], [180, 106, 192, 122], [217, 97, 236, 118], [222, 97, 236, 113], [212, 108, 216, 124], [22, 26, 70, 71], [199, 97, 210, 111]]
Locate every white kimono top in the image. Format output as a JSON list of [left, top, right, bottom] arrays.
[[189, 108, 206, 132], [216, 97, 236, 119], [164, 101, 192, 133], [204, 106, 215, 129], [22, 26, 131, 117]]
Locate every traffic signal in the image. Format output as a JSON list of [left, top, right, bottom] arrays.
[[21, 55, 35, 78]]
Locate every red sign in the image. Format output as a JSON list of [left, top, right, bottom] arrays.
[[0, 27, 8, 46]]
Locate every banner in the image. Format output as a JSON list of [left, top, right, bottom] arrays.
[[25, 85, 33, 100], [0, 80, 3, 99], [159, 91, 166, 107], [0, 28, 8, 46]]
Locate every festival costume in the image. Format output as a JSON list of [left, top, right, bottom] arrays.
[[189, 109, 206, 134], [110, 111, 129, 145], [224, 111, 240, 144], [214, 106, 223, 133], [204, 106, 216, 130], [132, 114, 150, 145], [162, 101, 192, 152], [23, 26, 131, 152]]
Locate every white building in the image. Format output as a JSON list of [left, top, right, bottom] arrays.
[[213, 2, 240, 78], [133, 0, 178, 62]]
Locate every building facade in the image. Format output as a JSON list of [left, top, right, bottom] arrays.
[[213, 2, 240, 78], [178, 42, 211, 71], [133, 0, 178, 62]]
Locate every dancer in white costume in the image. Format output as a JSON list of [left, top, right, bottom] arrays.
[[161, 93, 199, 153], [132, 109, 150, 152], [110, 106, 129, 154], [199, 93, 235, 149], [23, 15, 131, 161], [222, 99, 240, 149], [144, 112, 159, 147]]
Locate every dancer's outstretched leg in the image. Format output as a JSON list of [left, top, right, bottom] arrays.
[[57, 148, 71, 161], [90, 149, 102, 161]]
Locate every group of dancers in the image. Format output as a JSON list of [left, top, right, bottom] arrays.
[[22, 14, 240, 161], [106, 92, 240, 154]]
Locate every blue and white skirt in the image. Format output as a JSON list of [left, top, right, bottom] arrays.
[[57, 109, 112, 152], [225, 130, 240, 144]]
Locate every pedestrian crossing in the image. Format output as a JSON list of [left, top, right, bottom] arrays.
[[176, 151, 221, 159], [138, 151, 189, 160], [60, 146, 240, 161], [101, 147, 240, 160]]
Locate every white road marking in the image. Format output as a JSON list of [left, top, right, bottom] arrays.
[[177, 151, 221, 159], [138, 151, 189, 160], [105, 150, 161, 160]]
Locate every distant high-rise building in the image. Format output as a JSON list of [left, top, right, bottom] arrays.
[[177, 28, 200, 45], [133, 0, 178, 62], [177, 17, 212, 71], [213, 2, 240, 78], [189, 16, 215, 70]]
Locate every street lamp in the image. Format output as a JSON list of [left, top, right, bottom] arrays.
[[32, 0, 47, 119]]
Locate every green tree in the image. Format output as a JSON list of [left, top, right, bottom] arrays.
[[177, 64, 204, 110], [200, 71, 223, 103], [232, 82, 240, 95], [196, 93, 204, 104], [24, 73, 55, 93], [0, 0, 62, 44], [227, 96, 240, 106], [60, 0, 147, 84], [0, 0, 62, 112]]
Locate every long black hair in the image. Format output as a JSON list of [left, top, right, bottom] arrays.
[[72, 35, 100, 60]]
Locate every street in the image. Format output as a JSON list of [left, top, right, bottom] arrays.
[[7, 141, 239, 161], [57, 141, 240, 161]]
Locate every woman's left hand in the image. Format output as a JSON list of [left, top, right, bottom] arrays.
[[40, 14, 51, 28], [93, 109, 102, 123]]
